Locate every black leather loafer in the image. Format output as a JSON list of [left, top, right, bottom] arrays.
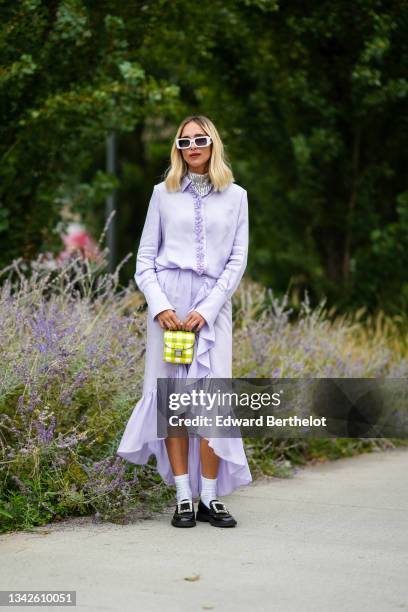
[[196, 499, 237, 527], [171, 499, 196, 528]]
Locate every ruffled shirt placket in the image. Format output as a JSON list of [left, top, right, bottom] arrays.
[[188, 182, 207, 276]]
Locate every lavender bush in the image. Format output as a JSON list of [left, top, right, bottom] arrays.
[[1, 252, 407, 532], [233, 278, 408, 477], [0, 250, 175, 531]]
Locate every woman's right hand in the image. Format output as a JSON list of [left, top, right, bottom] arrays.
[[155, 309, 184, 330]]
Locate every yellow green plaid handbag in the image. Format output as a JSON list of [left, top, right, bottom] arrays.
[[163, 329, 196, 364]]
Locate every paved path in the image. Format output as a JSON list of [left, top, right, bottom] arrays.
[[1, 448, 408, 611]]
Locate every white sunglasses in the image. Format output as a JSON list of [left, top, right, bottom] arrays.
[[176, 136, 212, 149]]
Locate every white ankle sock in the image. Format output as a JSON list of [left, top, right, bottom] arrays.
[[200, 475, 217, 508], [174, 473, 192, 503]]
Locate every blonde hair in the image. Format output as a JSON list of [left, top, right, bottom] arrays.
[[162, 115, 235, 192]]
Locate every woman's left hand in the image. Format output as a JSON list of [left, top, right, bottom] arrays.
[[182, 310, 206, 332]]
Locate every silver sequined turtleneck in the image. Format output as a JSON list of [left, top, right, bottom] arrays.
[[187, 170, 213, 197]]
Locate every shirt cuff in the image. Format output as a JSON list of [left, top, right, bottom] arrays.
[[143, 282, 176, 321], [192, 285, 228, 328]]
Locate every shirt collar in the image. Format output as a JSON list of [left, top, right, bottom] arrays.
[[180, 173, 192, 192], [180, 172, 214, 195]]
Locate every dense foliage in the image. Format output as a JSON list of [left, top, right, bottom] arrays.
[[1, 1, 408, 314]]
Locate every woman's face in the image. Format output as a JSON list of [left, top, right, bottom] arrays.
[[179, 120, 212, 174]]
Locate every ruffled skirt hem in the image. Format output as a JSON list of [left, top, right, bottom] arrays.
[[116, 388, 253, 498]]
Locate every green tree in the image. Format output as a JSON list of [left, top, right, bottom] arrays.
[[0, 0, 180, 264]]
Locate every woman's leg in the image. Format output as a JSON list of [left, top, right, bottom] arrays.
[[199, 438, 220, 509], [165, 424, 189, 475], [200, 438, 220, 478], [165, 425, 193, 506]]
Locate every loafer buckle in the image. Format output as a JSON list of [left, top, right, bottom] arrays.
[[211, 501, 228, 514], [177, 500, 193, 513]]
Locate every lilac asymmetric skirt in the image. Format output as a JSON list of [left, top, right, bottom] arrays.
[[116, 267, 253, 499]]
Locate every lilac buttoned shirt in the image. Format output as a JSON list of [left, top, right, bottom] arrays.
[[135, 172, 249, 327]]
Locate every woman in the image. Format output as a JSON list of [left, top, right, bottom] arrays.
[[117, 114, 252, 528]]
